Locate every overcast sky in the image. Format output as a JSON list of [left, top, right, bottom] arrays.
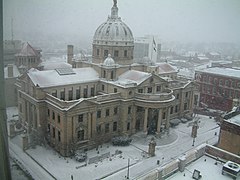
[[3, 0, 240, 45]]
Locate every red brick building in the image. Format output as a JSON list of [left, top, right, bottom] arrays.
[[195, 67, 240, 111], [218, 112, 240, 155]]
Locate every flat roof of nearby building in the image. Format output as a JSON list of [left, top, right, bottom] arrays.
[[196, 67, 240, 79], [226, 113, 240, 126], [167, 155, 232, 180]]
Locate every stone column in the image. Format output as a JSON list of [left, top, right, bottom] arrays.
[[157, 109, 162, 133], [92, 111, 96, 139], [88, 112, 92, 139], [132, 106, 136, 134], [143, 108, 148, 132], [166, 107, 170, 133]]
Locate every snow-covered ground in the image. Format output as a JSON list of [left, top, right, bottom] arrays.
[[7, 107, 220, 180]]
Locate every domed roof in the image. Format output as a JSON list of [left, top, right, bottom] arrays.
[[93, 0, 134, 45], [103, 54, 115, 66]]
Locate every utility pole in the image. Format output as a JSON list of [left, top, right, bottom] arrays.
[[0, 0, 12, 179]]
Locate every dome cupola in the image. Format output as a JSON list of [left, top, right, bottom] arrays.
[[92, 0, 134, 65], [103, 54, 116, 67]]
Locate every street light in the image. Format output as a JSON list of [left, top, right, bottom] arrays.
[[126, 158, 130, 179]]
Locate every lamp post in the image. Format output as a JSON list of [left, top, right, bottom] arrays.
[[126, 158, 130, 179]]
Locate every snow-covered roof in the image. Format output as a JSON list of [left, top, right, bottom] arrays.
[[118, 70, 151, 85], [4, 64, 20, 78], [226, 113, 240, 126], [196, 67, 240, 79], [16, 42, 38, 57], [157, 63, 177, 74], [28, 67, 99, 88], [38, 61, 71, 70]]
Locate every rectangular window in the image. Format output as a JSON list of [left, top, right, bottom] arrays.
[[184, 103, 188, 110], [52, 127, 55, 138], [114, 107, 118, 115], [76, 88, 80, 99], [104, 50, 108, 57], [111, 71, 114, 79], [97, 49, 100, 56], [128, 106, 131, 114], [47, 124, 50, 132], [113, 122, 117, 131], [52, 91, 57, 97], [219, 79, 223, 86], [162, 112, 166, 119], [58, 131, 61, 142], [52, 111, 55, 120], [97, 110, 101, 118], [68, 89, 73, 100], [47, 109, 50, 117], [78, 114, 83, 123], [58, 114, 60, 123], [124, 50, 127, 57], [156, 86, 161, 92], [185, 92, 188, 98], [91, 87, 95, 96], [60, 91, 65, 100], [170, 107, 173, 114], [83, 88, 88, 98], [77, 130, 84, 140], [147, 87, 152, 93], [175, 105, 178, 113], [138, 89, 143, 93], [106, 109, 110, 117], [102, 85, 105, 91], [97, 125, 101, 133], [114, 88, 117, 93], [176, 93, 179, 99], [127, 122, 130, 131], [105, 123, 110, 133], [114, 50, 119, 57]]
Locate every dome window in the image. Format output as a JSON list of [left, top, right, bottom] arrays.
[[115, 26, 119, 36]]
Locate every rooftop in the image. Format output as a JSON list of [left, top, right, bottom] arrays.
[[116, 70, 151, 86], [16, 42, 38, 57], [28, 67, 99, 88], [226, 113, 240, 126], [196, 67, 240, 79], [157, 63, 177, 74], [166, 155, 231, 180]]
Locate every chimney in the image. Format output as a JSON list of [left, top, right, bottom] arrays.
[[67, 45, 74, 65], [7, 64, 14, 78]]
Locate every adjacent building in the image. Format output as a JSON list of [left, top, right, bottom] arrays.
[[195, 67, 240, 111], [218, 108, 240, 155]]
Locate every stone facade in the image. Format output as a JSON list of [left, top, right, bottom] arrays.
[[16, 66, 194, 156]]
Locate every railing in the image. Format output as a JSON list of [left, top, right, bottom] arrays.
[[46, 93, 79, 108], [93, 93, 121, 102], [135, 89, 174, 102]]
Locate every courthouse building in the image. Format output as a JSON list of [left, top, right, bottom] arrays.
[[17, 0, 195, 156]]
